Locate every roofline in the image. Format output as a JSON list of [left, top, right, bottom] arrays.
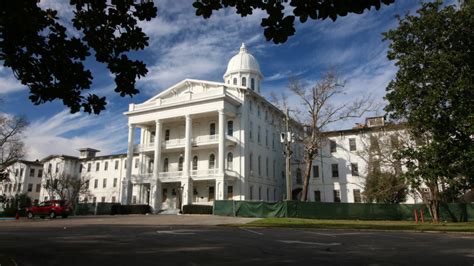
[[322, 123, 407, 137]]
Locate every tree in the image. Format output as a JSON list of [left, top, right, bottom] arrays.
[[193, 0, 395, 43], [0, 113, 28, 181], [43, 172, 91, 209], [0, 0, 157, 114], [284, 70, 375, 201], [358, 130, 408, 204], [383, 1, 474, 221]]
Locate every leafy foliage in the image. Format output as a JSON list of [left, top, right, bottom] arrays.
[[193, 0, 395, 43], [0, 0, 157, 114], [383, 1, 474, 221]]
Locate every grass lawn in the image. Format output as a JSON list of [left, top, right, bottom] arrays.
[[239, 218, 474, 232]]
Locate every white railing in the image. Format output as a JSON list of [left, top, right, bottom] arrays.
[[158, 171, 182, 179], [190, 169, 219, 177], [193, 134, 219, 145], [163, 138, 185, 148], [134, 143, 155, 152]]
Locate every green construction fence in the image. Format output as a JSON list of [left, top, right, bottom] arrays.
[[213, 200, 474, 221]]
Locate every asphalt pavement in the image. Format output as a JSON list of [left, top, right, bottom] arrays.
[[0, 215, 473, 266]]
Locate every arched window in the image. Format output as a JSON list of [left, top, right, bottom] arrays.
[[296, 168, 302, 184], [249, 153, 253, 172], [209, 154, 215, 169], [233, 78, 237, 85], [165, 129, 170, 141], [258, 156, 261, 176], [227, 152, 233, 170], [163, 158, 169, 172], [251, 78, 255, 90], [178, 156, 184, 171], [242, 77, 247, 87], [209, 123, 216, 136], [227, 120, 233, 136], [192, 156, 198, 170]]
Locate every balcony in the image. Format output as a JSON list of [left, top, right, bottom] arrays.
[[134, 143, 155, 153], [158, 171, 182, 182], [163, 138, 185, 149], [190, 169, 219, 180]]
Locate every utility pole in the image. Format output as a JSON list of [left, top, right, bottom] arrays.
[[285, 107, 292, 201]]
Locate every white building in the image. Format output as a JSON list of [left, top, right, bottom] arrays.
[[1, 160, 44, 203], [122, 43, 301, 212], [309, 117, 418, 204]]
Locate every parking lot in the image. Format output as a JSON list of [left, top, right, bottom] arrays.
[[1, 215, 473, 265]]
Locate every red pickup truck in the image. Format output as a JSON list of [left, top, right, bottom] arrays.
[[26, 200, 71, 219]]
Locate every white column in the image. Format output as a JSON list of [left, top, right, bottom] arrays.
[[122, 124, 135, 204], [151, 120, 162, 212], [217, 109, 226, 200], [182, 114, 193, 206]]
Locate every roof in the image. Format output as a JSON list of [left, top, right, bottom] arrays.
[[224, 43, 263, 79], [322, 123, 407, 137]]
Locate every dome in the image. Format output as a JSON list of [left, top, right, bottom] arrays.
[[224, 43, 263, 79]]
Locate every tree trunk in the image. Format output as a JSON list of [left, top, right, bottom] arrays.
[[301, 158, 313, 201]]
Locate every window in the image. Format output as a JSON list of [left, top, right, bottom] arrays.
[[349, 138, 357, 151], [233, 78, 237, 85], [208, 186, 215, 201], [251, 78, 255, 90], [92, 197, 97, 204], [103, 178, 107, 188], [132, 196, 136, 204], [265, 157, 269, 177], [265, 129, 268, 146], [354, 189, 362, 203], [165, 129, 170, 141], [36, 184, 41, 192], [296, 168, 302, 184], [257, 105, 260, 117], [333, 190, 341, 202], [249, 153, 253, 172], [18, 184, 22, 192], [111, 196, 116, 203], [249, 121, 253, 140], [113, 178, 117, 188], [38, 169, 43, 178], [94, 179, 98, 189], [79, 164, 83, 173], [258, 186, 262, 200], [209, 154, 215, 169], [150, 131, 155, 143], [134, 158, 139, 168], [27, 184, 33, 192], [104, 161, 108, 171], [209, 123, 216, 136], [227, 120, 233, 136], [258, 156, 261, 176], [96, 162, 100, 171], [273, 188, 277, 201], [242, 77, 246, 87], [312, 165, 319, 178], [192, 156, 198, 170], [257, 126, 261, 143], [331, 164, 339, 178], [266, 187, 270, 201], [29, 169, 35, 177], [249, 186, 253, 200], [330, 140, 337, 153], [87, 163, 91, 172], [272, 132, 275, 149], [273, 160, 276, 179], [115, 160, 119, 170], [163, 158, 169, 172], [227, 152, 233, 170], [15, 169, 19, 176], [101, 197, 106, 203], [351, 163, 359, 176], [314, 191, 321, 202], [178, 156, 184, 171], [48, 163, 52, 173], [227, 186, 233, 200]]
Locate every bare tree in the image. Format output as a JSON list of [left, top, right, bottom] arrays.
[[287, 70, 376, 201], [43, 172, 91, 209], [0, 114, 28, 180], [357, 129, 408, 203]]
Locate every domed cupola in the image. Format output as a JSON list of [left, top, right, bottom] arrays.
[[224, 43, 264, 93]]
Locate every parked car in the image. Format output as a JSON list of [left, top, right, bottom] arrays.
[[26, 200, 71, 219]]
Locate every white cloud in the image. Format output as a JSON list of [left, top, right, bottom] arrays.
[[24, 110, 128, 160], [0, 67, 26, 95]]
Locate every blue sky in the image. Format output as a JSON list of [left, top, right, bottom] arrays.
[[0, 0, 442, 160]]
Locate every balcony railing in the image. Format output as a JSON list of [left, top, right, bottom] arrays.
[[192, 134, 219, 145], [158, 171, 182, 179], [163, 138, 185, 148], [133, 143, 155, 153], [190, 168, 219, 177]]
